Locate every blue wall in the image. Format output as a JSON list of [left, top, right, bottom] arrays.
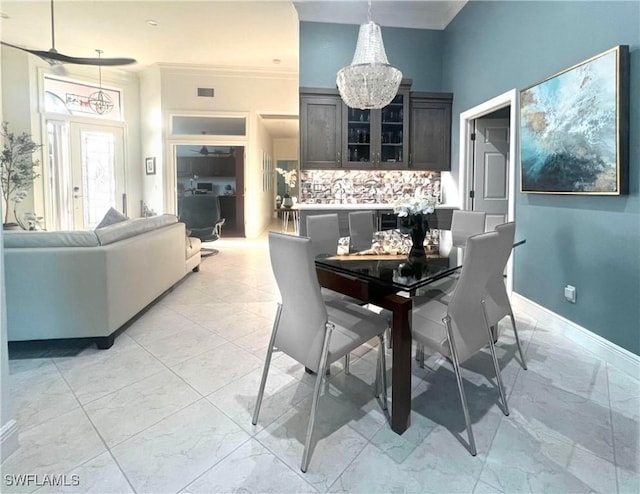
[[299, 21, 444, 91], [442, 1, 639, 354]]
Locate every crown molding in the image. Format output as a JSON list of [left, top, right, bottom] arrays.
[[156, 63, 298, 81]]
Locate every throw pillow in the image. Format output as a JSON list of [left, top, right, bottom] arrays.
[[95, 207, 128, 230]]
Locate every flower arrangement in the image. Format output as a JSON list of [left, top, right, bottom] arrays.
[[392, 192, 438, 217], [276, 167, 297, 197], [393, 192, 439, 257]]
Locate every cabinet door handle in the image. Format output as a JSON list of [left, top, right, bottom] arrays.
[[409, 153, 412, 166], [336, 151, 341, 164]]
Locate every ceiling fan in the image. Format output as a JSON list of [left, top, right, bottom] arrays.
[[0, 0, 136, 67], [191, 146, 234, 157]]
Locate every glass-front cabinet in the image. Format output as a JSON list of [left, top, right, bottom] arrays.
[[343, 88, 409, 169]]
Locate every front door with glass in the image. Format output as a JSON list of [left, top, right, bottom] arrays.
[[47, 121, 125, 230]]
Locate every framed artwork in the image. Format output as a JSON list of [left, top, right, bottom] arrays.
[[145, 157, 156, 175], [520, 45, 629, 194]]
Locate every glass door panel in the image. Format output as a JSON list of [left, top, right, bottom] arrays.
[[380, 94, 404, 163], [346, 107, 371, 165], [46, 121, 72, 230], [70, 124, 125, 230]]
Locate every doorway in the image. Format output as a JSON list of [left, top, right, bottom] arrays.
[[46, 120, 126, 230], [174, 144, 245, 237], [471, 109, 510, 228], [458, 89, 517, 293]]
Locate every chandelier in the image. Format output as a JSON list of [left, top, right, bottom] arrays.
[[336, 2, 402, 110], [89, 50, 114, 115]]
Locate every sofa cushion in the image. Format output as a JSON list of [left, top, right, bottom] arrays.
[[95, 214, 178, 246], [95, 207, 128, 229], [4, 230, 100, 248]]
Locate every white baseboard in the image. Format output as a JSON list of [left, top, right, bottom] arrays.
[[1, 419, 19, 461], [512, 292, 640, 380]]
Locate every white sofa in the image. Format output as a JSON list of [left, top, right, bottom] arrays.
[[4, 215, 201, 349]]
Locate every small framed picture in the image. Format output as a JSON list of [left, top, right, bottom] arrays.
[[145, 157, 156, 175]]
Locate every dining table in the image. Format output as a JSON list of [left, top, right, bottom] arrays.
[[314, 237, 461, 435], [314, 233, 525, 435]]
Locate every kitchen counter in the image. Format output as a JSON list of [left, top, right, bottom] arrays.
[[297, 204, 458, 236], [297, 203, 457, 211]]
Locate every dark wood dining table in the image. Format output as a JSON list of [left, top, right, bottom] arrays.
[[314, 238, 525, 435], [314, 246, 464, 435]]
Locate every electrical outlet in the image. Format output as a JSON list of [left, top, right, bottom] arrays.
[[564, 285, 576, 304]]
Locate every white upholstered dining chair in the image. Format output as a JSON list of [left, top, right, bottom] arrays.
[[415, 222, 527, 369], [348, 210, 376, 252], [450, 210, 487, 248], [483, 222, 527, 369], [411, 230, 508, 456], [306, 213, 341, 260], [306, 213, 364, 373], [253, 232, 389, 472]]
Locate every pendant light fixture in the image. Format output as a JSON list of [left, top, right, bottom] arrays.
[[88, 50, 114, 115], [336, 1, 402, 110]]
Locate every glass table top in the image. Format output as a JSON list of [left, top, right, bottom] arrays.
[[315, 229, 463, 292]]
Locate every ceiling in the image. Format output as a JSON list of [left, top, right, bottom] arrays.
[[294, 1, 466, 30], [0, 1, 466, 139]]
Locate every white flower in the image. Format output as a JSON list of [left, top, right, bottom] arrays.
[[393, 192, 438, 217], [276, 168, 297, 189]]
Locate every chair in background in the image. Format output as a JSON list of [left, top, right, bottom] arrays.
[[484, 215, 504, 232], [483, 222, 527, 368], [450, 210, 486, 248], [414, 210, 487, 306], [253, 232, 389, 472], [179, 195, 226, 256], [411, 230, 508, 456], [348, 210, 375, 252], [306, 214, 341, 259]]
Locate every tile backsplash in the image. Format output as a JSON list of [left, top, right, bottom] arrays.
[[299, 170, 441, 204]]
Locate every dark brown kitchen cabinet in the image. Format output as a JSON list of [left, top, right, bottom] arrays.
[[300, 87, 452, 171], [300, 90, 343, 169], [409, 93, 453, 171]]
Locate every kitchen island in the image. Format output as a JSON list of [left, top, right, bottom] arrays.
[[297, 204, 457, 236]]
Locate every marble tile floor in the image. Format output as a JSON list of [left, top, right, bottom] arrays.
[[2, 225, 638, 494]]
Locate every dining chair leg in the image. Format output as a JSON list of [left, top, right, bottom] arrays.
[[344, 354, 350, 375], [444, 315, 477, 456], [375, 353, 381, 398], [482, 301, 510, 416], [252, 304, 283, 426], [301, 322, 334, 473], [417, 345, 425, 368], [510, 311, 528, 370], [378, 334, 388, 411]]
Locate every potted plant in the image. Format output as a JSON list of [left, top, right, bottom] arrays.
[[1, 121, 42, 229], [276, 167, 297, 208]]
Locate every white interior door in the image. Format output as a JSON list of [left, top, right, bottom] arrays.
[[473, 118, 509, 228], [69, 123, 125, 230]]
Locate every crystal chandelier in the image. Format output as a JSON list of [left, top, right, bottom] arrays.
[[336, 2, 402, 110]]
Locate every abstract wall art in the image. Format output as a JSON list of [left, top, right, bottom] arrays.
[[520, 45, 629, 194]]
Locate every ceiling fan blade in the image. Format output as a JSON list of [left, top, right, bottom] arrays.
[[1, 41, 136, 66]]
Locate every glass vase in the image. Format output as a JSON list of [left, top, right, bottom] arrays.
[[399, 213, 430, 258]]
